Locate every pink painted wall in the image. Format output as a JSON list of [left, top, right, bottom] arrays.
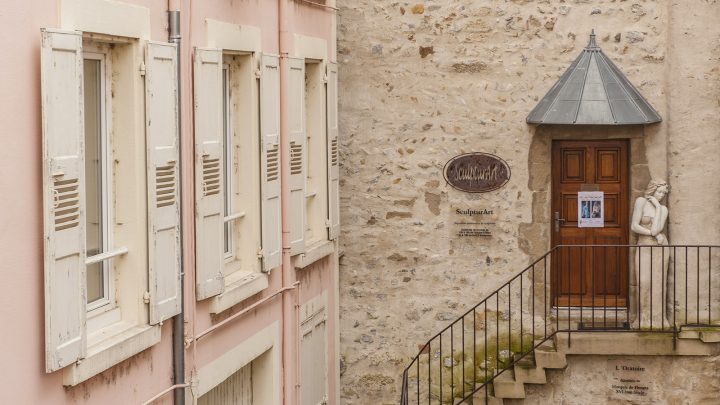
[[185, 1, 339, 403], [0, 0, 175, 403], [285, 0, 336, 60], [0, 0, 337, 403]]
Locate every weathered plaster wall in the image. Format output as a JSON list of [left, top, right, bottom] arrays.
[[335, 0, 698, 403], [664, 2, 720, 324], [510, 354, 720, 405]]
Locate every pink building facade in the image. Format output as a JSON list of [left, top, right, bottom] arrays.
[[0, 0, 339, 404]]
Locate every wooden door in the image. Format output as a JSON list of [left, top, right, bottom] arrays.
[[551, 140, 629, 307]]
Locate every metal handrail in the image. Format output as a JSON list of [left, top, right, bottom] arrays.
[[400, 245, 720, 405]]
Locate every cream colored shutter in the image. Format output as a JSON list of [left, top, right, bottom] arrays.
[[41, 29, 87, 372], [145, 41, 182, 324], [287, 57, 306, 254], [260, 54, 282, 272], [300, 307, 328, 405], [194, 48, 224, 300], [326, 62, 340, 240]]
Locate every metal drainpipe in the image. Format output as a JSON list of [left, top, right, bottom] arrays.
[[277, 0, 298, 403], [168, 9, 185, 405]]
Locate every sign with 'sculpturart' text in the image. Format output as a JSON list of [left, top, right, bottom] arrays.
[[443, 152, 511, 193]]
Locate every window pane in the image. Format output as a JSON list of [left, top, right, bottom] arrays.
[[87, 262, 103, 303], [223, 66, 232, 256], [84, 58, 104, 304]]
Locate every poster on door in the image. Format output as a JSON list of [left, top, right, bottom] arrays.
[[578, 191, 604, 228]]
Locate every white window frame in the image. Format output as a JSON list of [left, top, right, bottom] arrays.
[[222, 63, 235, 261], [303, 60, 328, 245], [211, 53, 267, 314], [43, 0, 177, 384], [82, 50, 119, 329]]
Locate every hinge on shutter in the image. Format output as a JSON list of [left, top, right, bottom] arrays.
[[139, 61, 146, 76], [255, 69, 262, 78], [325, 219, 331, 228], [257, 248, 264, 259], [322, 73, 328, 84], [143, 291, 150, 304]]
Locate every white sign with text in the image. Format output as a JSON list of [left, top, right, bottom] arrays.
[[578, 191, 604, 228]]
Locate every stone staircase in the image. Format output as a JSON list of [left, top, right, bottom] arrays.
[[476, 328, 720, 404], [400, 245, 720, 405]]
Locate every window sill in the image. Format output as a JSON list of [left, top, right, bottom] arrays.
[[62, 322, 161, 386], [210, 270, 269, 314], [295, 239, 335, 269]]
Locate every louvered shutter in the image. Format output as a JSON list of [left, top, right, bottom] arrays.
[[260, 54, 282, 272], [145, 41, 182, 324], [326, 62, 340, 240], [193, 48, 224, 300], [41, 29, 87, 372], [287, 57, 306, 254]]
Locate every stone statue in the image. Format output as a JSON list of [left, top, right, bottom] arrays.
[[630, 179, 670, 328]]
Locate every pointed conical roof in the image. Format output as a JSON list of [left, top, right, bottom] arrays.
[[527, 31, 662, 125]]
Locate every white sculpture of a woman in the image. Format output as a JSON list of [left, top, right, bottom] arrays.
[[630, 179, 670, 328]]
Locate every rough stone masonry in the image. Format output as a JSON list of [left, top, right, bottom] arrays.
[[337, 1, 720, 403]]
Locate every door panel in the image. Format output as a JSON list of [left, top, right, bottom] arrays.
[[561, 149, 586, 182], [552, 140, 629, 307], [603, 194, 619, 226], [596, 148, 621, 182]]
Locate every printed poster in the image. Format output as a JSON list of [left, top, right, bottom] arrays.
[[578, 191, 604, 228]]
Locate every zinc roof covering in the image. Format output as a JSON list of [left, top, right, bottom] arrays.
[[527, 31, 662, 125]]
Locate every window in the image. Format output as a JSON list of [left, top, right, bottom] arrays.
[[300, 294, 328, 405], [41, 29, 180, 382], [222, 64, 233, 259], [303, 60, 328, 246], [84, 52, 112, 311], [222, 54, 262, 278], [288, 57, 340, 267], [82, 47, 124, 335], [194, 322, 279, 404], [194, 49, 279, 313], [199, 362, 253, 405]]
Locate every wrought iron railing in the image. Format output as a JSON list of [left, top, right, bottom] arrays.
[[400, 245, 720, 405]]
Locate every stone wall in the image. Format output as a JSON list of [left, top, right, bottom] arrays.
[[337, 1, 718, 403]]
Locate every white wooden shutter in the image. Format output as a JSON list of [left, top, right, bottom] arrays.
[[193, 48, 224, 300], [326, 62, 340, 240], [145, 41, 182, 324], [260, 54, 282, 272], [41, 29, 87, 372], [301, 306, 328, 405], [287, 57, 306, 255]]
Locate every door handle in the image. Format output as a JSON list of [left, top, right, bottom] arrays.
[[554, 211, 566, 232]]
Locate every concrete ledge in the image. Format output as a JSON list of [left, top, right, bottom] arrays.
[[555, 332, 720, 356], [210, 271, 269, 314], [294, 240, 334, 269], [63, 323, 160, 386]]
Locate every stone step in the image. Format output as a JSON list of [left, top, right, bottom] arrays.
[[468, 388, 503, 405], [700, 330, 720, 343], [679, 326, 720, 343], [513, 352, 535, 369], [534, 347, 567, 369], [513, 364, 547, 384], [535, 338, 555, 350], [556, 331, 718, 356], [492, 372, 525, 399], [486, 394, 503, 405]]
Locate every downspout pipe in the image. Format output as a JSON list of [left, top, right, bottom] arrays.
[[278, 0, 298, 404], [168, 9, 185, 405]]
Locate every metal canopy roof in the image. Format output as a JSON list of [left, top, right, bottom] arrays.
[[527, 31, 662, 125]]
